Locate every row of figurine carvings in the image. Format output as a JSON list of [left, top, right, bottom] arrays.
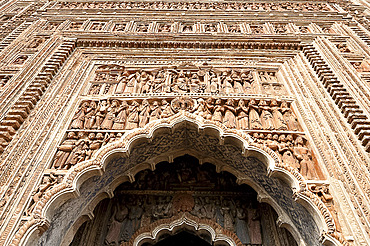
[[253, 132, 318, 179], [89, 66, 285, 96], [65, 21, 314, 34], [56, 1, 331, 12], [104, 195, 262, 245], [70, 97, 299, 131], [50, 131, 318, 180]]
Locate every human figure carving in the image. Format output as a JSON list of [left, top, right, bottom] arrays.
[[202, 197, 216, 219], [222, 199, 235, 231], [112, 101, 128, 130], [126, 101, 140, 129], [94, 100, 108, 129], [63, 138, 88, 169], [222, 71, 234, 94], [71, 101, 89, 129], [283, 103, 300, 131], [84, 101, 97, 129], [294, 136, 318, 179], [271, 100, 288, 130], [247, 205, 262, 244], [161, 99, 174, 118], [212, 99, 223, 123], [115, 70, 129, 94], [209, 71, 219, 93], [139, 99, 150, 127], [236, 99, 249, 130], [101, 100, 119, 130], [279, 134, 299, 169], [223, 99, 237, 128], [105, 199, 129, 245], [124, 72, 138, 94], [235, 201, 251, 245], [149, 101, 161, 122], [52, 132, 77, 169], [27, 173, 58, 215], [248, 99, 262, 129], [259, 100, 274, 130]]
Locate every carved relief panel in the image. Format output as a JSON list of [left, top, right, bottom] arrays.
[[69, 156, 297, 246], [86, 64, 287, 96]]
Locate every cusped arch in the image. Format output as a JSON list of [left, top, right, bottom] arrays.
[[128, 213, 241, 246], [15, 113, 342, 246]]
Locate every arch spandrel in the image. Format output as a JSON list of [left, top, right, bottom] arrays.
[[16, 116, 343, 246]]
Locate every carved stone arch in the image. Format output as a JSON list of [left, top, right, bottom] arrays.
[[127, 214, 242, 246], [16, 114, 341, 246]]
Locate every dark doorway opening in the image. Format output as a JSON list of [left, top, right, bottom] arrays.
[[152, 231, 212, 246]]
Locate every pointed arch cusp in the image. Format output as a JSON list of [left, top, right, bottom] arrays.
[[17, 115, 336, 246]]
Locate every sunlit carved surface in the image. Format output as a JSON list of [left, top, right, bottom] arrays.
[[0, 0, 370, 246]]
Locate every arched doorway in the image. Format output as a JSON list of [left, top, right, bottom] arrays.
[[151, 231, 211, 246], [69, 155, 298, 246]]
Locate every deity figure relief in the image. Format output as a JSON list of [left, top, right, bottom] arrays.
[[129, 200, 144, 233], [209, 72, 219, 93], [193, 98, 209, 119], [137, 71, 149, 93], [231, 70, 243, 93], [264, 133, 279, 152], [189, 73, 201, 93], [240, 72, 252, 93], [140, 197, 153, 227], [202, 197, 216, 219], [87, 132, 104, 157], [212, 99, 223, 123], [152, 70, 166, 93], [174, 70, 188, 93], [214, 198, 224, 226], [191, 197, 204, 218], [115, 71, 129, 94]]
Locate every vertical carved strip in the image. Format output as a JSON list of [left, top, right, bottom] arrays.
[[0, 39, 76, 155]]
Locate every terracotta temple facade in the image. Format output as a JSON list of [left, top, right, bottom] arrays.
[[1, 0, 370, 245]]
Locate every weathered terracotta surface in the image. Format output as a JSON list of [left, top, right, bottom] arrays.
[[0, 0, 370, 245]]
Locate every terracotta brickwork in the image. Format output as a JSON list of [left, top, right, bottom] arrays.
[[0, 0, 370, 245]]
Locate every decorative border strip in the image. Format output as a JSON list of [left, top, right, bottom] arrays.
[[0, 39, 76, 154], [303, 43, 370, 152]]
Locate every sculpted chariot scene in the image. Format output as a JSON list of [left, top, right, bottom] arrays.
[[1, 0, 370, 246]]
